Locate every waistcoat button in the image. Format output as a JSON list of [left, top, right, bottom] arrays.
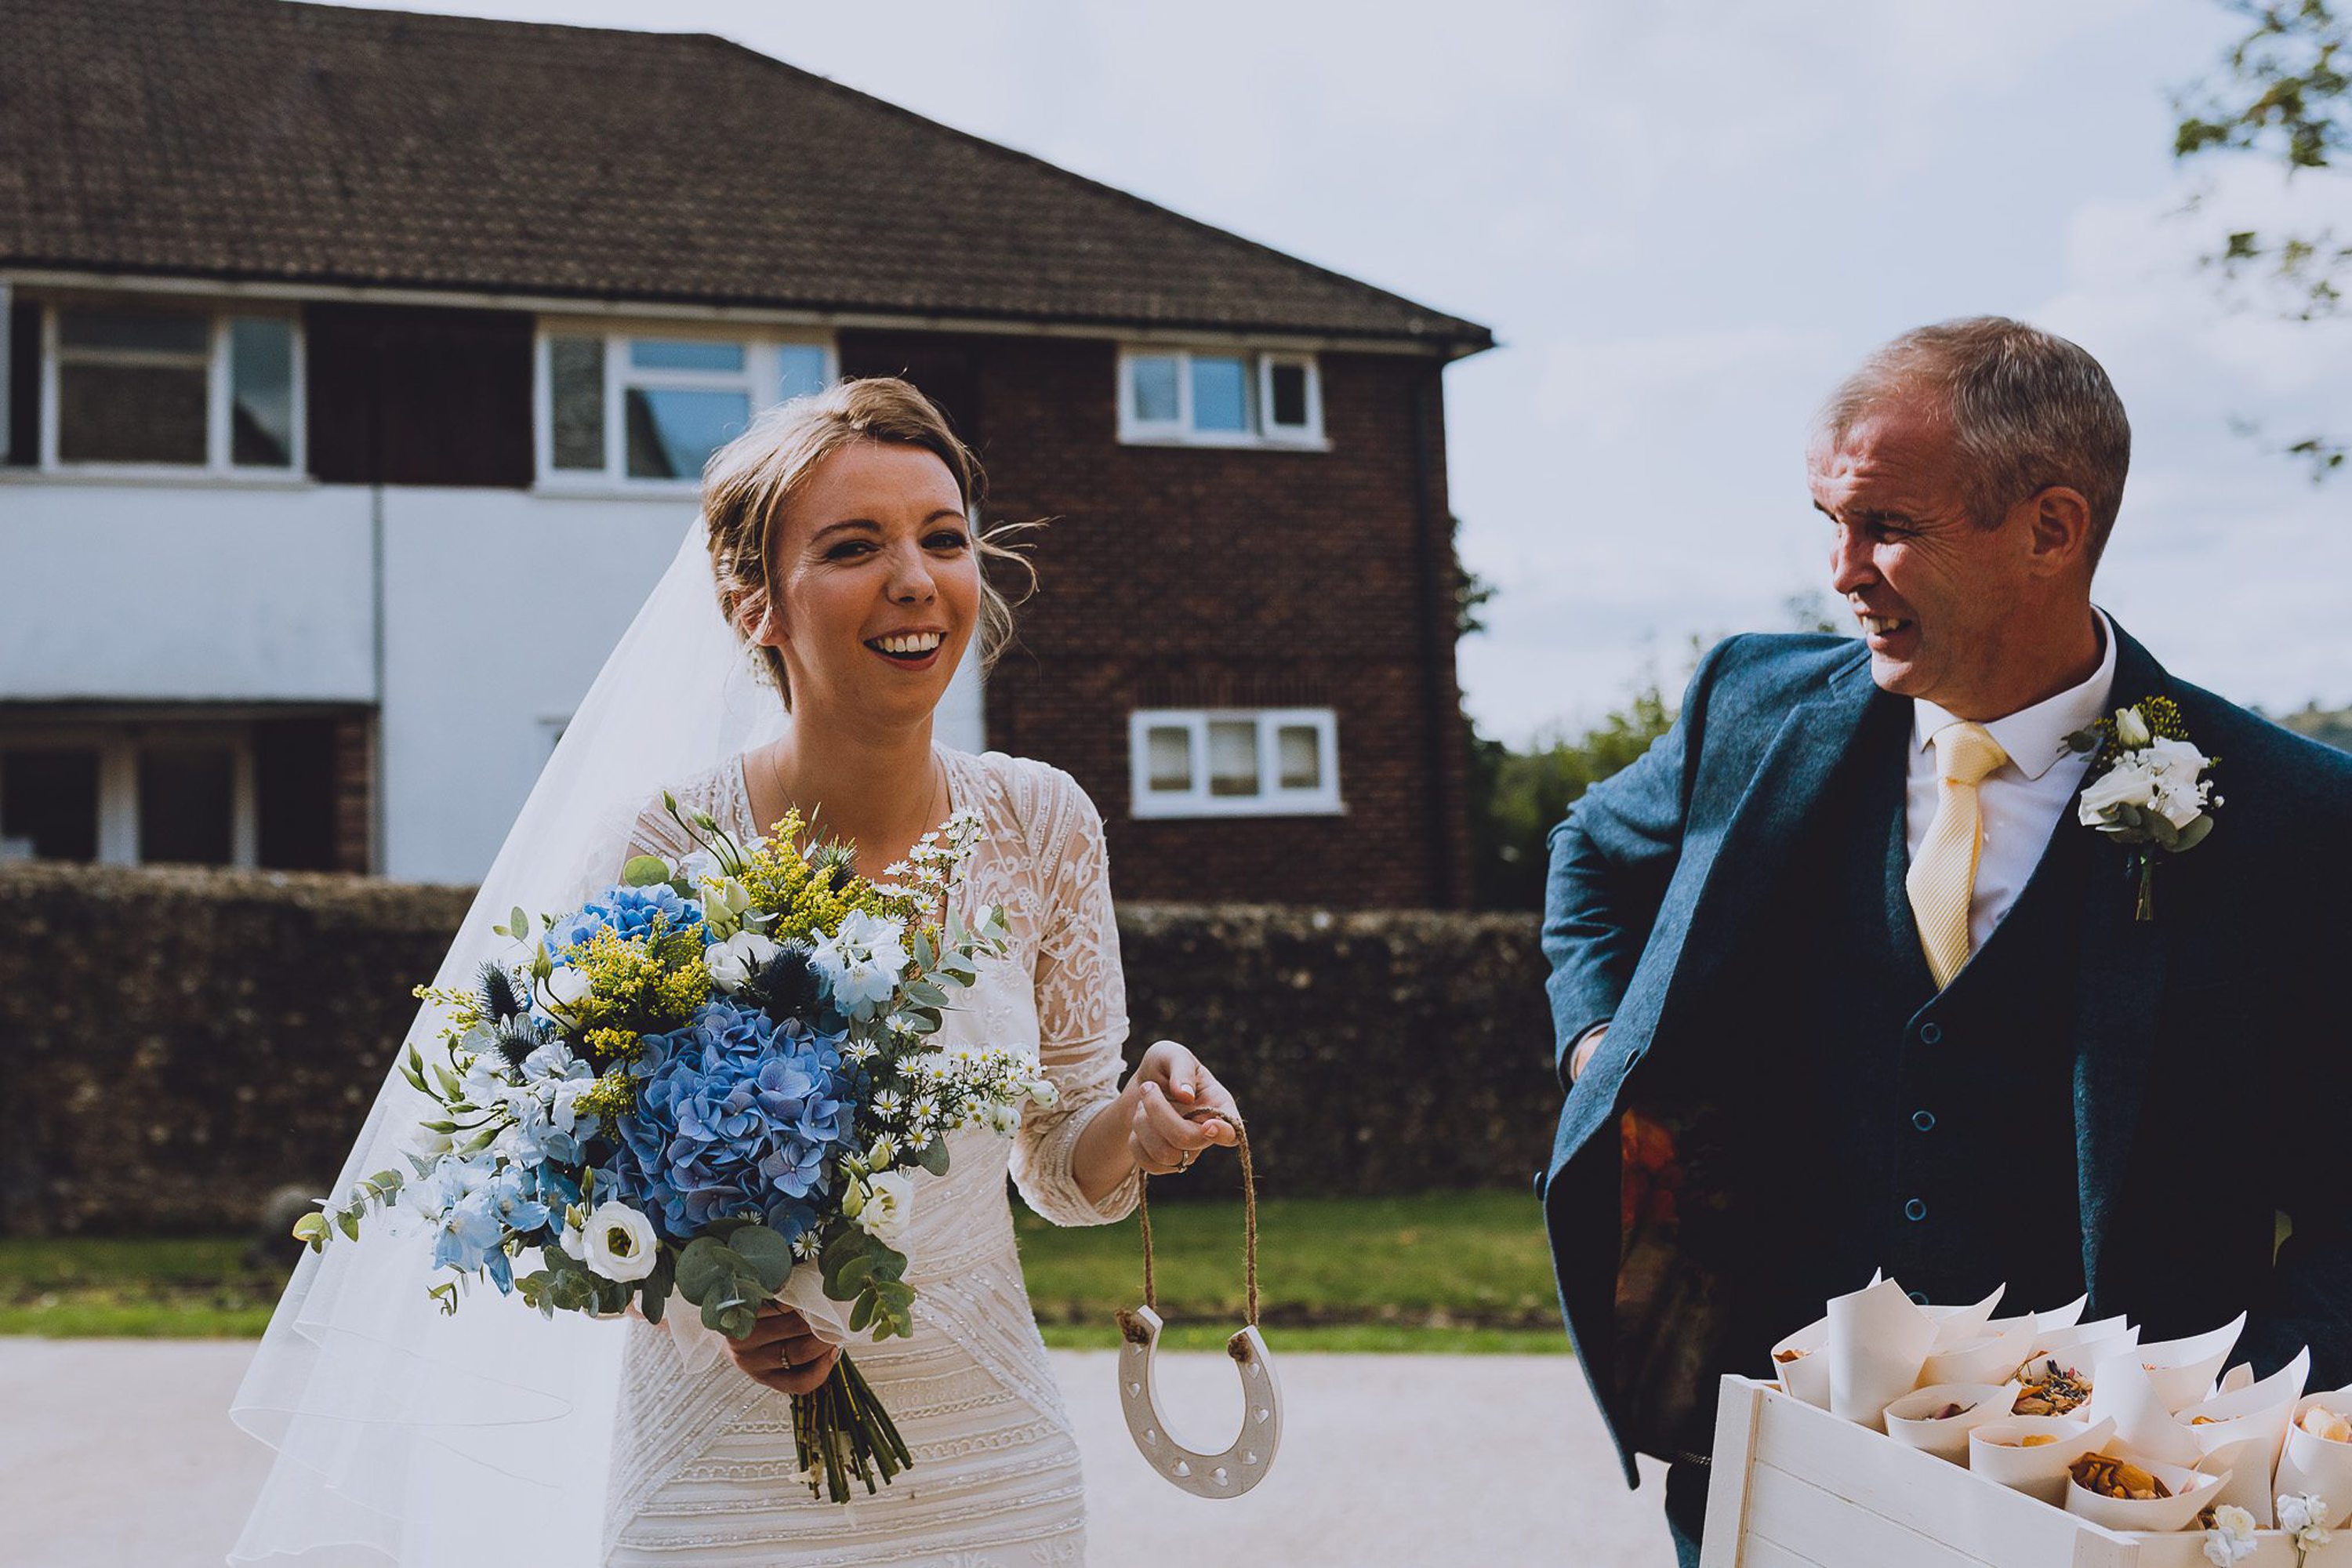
[[1912, 1110, 1936, 1132], [1904, 1197, 1929, 1222], [1918, 1021, 1944, 1045]]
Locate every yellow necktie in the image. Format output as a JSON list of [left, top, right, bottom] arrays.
[[1907, 721, 2010, 990]]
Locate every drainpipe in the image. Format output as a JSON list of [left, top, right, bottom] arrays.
[[1406, 359, 1464, 909], [368, 317, 388, 877]]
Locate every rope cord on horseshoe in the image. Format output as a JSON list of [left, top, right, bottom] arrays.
[[1134, 1110, 1258, 1331], [1116, 1107, 1281, 1497]]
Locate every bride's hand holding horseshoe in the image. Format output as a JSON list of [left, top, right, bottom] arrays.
[[1123, 1040, 1240, 1177]]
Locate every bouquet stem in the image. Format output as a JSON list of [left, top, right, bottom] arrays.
[[791, 1352, 913, 1503], [2132, 855, 2155, 923]]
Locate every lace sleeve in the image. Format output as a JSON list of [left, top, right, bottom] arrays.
[[1006, 765, 1140, 1227]]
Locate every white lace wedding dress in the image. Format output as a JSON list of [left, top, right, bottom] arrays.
[[603, 746, 1140, 1566]]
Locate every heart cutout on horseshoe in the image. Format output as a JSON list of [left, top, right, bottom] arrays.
[[1115, 1114, 1280, 1497]]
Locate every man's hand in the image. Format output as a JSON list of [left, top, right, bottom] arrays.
[[726, 1301, 840, 1396], [1570, 1024, 1610, 1084]]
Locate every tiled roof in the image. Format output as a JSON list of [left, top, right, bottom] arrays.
[[0, 0, 1493, 350]]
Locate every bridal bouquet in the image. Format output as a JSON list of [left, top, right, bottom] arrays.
[[296, 797, 1054, 1502]]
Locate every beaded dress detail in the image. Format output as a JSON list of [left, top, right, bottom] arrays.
[[604, 748, 1138, 1566]]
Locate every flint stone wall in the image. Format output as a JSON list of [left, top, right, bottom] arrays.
[[0, 864, 1557, 1235]]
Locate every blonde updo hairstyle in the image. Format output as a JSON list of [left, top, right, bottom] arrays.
[[700, 377, 1033, 706]]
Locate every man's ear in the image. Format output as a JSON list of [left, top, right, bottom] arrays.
[[2023, 485, 2095, 578]]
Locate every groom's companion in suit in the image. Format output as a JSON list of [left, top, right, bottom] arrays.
[[1539, 318, 2352, 1562]]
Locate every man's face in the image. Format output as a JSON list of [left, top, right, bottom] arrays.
[[1809, 398, 2033, 714]]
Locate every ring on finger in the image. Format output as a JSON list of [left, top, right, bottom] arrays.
[[778, 1342, 793, 1371]]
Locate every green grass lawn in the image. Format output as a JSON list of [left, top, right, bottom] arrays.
[[0, 1189, 1569, 1353]]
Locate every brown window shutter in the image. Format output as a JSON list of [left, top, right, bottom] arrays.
[[5, 300, 36, 466], [306, 303, 534, 487]]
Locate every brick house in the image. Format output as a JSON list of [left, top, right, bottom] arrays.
[[0, 0, 1493, 906]]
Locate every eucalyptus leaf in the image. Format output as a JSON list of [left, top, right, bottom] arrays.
[[833, 1253, 878, 1295], [849, 1291, 876, 1334], [728, 1225, 797, 1294], [718, 1303, 757, 1338], [2176, 814, 2216, 851], [675, 1236, 731, 1303], [916, 1140, 951, 1177], [622, 855, 672, 887], [820, 1228, 869, 1271]]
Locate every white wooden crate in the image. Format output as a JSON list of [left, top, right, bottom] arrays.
[[1700, 1376, 2352, 1568]]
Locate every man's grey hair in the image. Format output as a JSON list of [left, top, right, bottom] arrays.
[[1817, 317, 2132, 568]]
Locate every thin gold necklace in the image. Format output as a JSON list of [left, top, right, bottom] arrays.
[[768, 747, 946, 859]]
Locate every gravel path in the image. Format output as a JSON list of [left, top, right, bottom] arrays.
[[0, 1340, 1675, 1566]]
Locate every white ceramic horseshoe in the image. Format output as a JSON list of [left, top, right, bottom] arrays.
[[1116, 1305, 1281, 1497], [1115, 1116, 1281, 1498]]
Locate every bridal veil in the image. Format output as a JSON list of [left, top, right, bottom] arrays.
[[229, 521, 785, 1564]]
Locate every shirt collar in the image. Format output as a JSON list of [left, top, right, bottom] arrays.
[[1912, 608, 2118, 781]]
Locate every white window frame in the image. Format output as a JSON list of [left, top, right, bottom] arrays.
[[0, 722, 258, 867], [37, 299, 306, 479], [1116, 347, 1327, 450], [533, 322, 838, 491], [1127, 707, 1342, 818]]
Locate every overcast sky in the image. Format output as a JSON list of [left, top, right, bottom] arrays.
[[339, 0, 2352, 742]]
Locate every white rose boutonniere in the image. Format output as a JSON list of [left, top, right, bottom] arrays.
[[2068, 695, 2220, 922]]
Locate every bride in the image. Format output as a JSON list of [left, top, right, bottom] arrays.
[[230, 378, 1242, 1566]]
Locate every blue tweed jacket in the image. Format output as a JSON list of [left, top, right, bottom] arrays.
[[1541, 622, 2352, 1483]]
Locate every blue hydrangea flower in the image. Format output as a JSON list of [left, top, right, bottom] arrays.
[[549, 882, 705, 955], [606, 1000, 852, 1243]]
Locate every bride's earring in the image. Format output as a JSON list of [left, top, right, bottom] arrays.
[[1116, 1120, 1282, 1498]]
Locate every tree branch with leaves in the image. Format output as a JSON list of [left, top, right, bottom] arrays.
[[2176, 0, 2352, 475]]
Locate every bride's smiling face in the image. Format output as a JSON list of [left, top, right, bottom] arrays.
[[757, 438, 979, 730]]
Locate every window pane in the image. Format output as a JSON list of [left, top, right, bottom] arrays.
[[1, 747, 100, 862], [630, 339, 745, 373], [1276, 724, 1323, 790], [229, 317, 295, 466], [138, 745, 236, 865], [624, 387, 750, 480], [779, 343, 829, 402], [1191, 354, 1250, 433], [58, 363, 208, 463], [1145, 726, 1192, 793], [1269, 361, 1310, 429], [1129, 355, 1179, 423], [1207, 720, 1259, 797], [58, 307, 209, 356], [550, 336, 605, 471]]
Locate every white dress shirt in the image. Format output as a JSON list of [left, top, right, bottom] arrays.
[[1906, 608, 2118, 953]]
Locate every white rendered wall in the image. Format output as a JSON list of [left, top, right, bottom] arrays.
[[2, 479, 989, 884], [0, 480, 376, 700], [376, 489, 693, 883]]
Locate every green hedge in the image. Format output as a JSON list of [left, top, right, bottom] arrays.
[[0, 864, 1556, 1234]]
